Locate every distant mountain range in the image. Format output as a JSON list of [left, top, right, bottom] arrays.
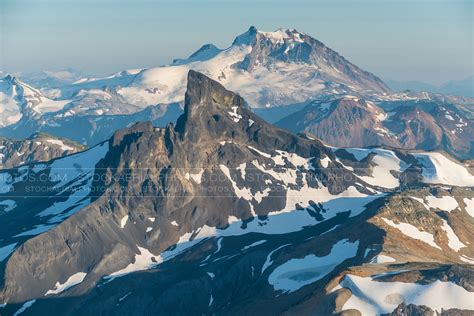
[[386, 75, 474, 98], [44, 26, 390, 107], [0, 71, 182, 145], [0, 71, 473, 315], [0, 27, 399, 146], [0, 27, 472, 158], [15, 69, 86, 90]]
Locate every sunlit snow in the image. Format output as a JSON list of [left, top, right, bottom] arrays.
[[340, 274, 474, 315], [45, 272, 87, 295]]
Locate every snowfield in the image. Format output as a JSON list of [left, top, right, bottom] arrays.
[[105, 247, 162, 280], [268, 239, 359, 292], [346, 148, 408, 189], [0, 75, 69, 126], [382, 218, 441, 250], [338, 148, 474, 188], [340, 274, 474, 315], [463, 198, 474, 217], [413, 152, 474, 186]]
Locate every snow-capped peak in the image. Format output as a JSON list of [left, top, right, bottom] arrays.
[[232, 26, 307, 46], [14, 26, 389, 118], [257, 28, 306, 44]]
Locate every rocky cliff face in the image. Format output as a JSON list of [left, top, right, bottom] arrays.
[[0, 71, 472, 315]]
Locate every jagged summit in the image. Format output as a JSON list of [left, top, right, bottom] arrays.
[[184, 70, 245, 113], [232, 26, 308, 46], [176, 70, 252, 141]]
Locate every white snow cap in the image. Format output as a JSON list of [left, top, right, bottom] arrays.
[[232, 26, 306, 46]]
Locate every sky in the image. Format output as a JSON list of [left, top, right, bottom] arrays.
[[0, 0, 472, 85]]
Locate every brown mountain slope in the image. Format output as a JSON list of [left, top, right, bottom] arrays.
[[276, 98, 474, 159]]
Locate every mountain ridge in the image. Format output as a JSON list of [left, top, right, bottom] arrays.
[[0, 132, 84, 169], [0, 72, 473, 316], [276, 96, 474, 159]]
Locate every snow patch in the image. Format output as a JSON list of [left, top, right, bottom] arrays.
[[268, 239, 359, 292], [13, 299, 36, 316], [463, 198, 474, 217], [185, 169, 204, 184], [320, 156, 331, 168], [242, 240, 266, 251], [382, 218, 441, 249], [120, 215, 129, 228], [46, 139, 75, 151], [45, 272, 87, 295], [340, 274, 474, 315], [228, 106, 242, 123], [425, 196, 458, 212], [440, 220, 466, 251], [356, 149, 407, 189], [106, 246, 162, 279], [413, 152, 474, 187], [460, 255, 474, 264]]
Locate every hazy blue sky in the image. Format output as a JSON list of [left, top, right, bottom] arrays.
[[1, 0, 472, 84]]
